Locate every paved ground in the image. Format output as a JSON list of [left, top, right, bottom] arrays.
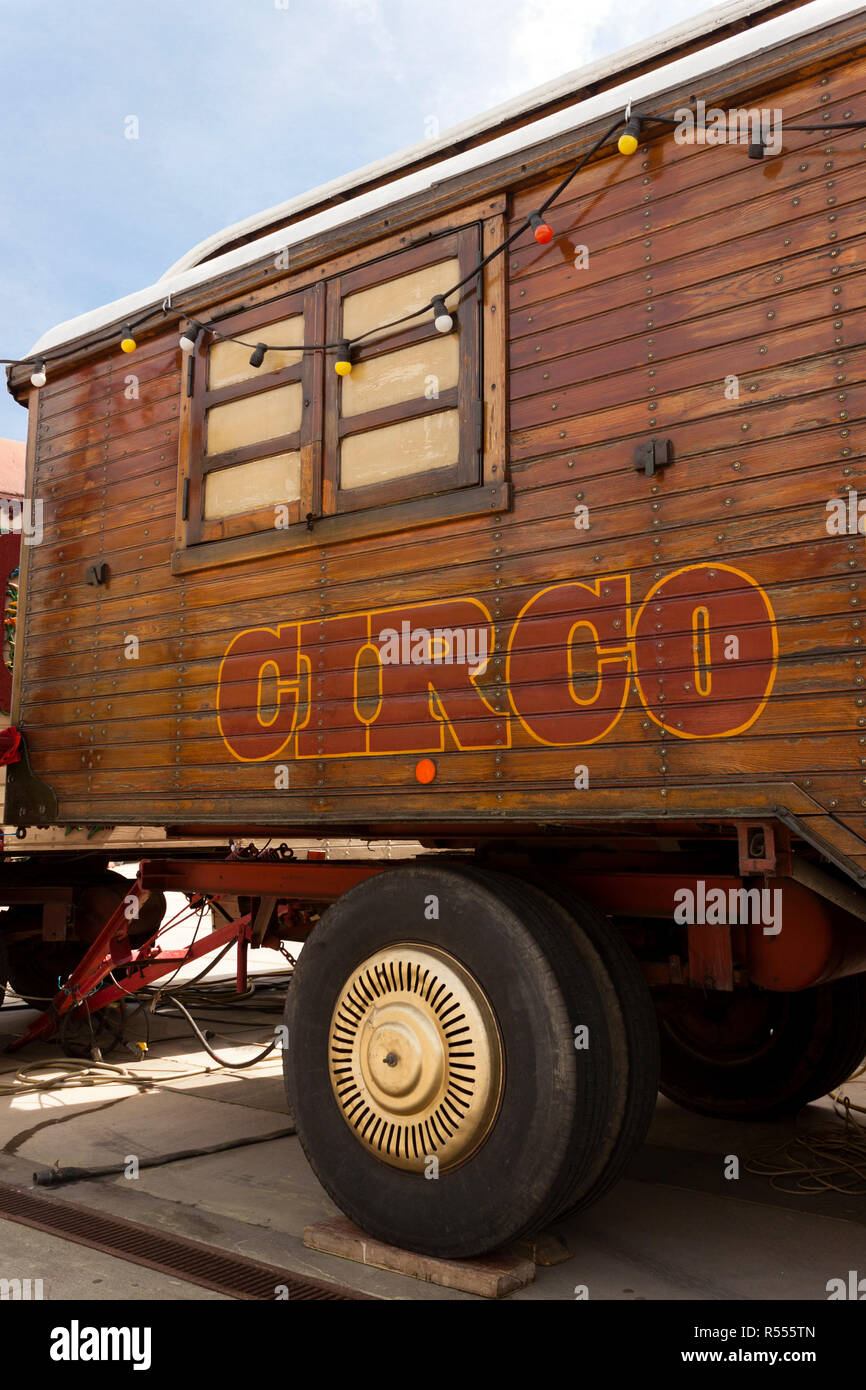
[[0, 973, 863, 1302]]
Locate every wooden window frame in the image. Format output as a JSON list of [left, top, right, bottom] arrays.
[[323, 226, 480, 516], [173, 199, 507, 574], [183, 285, 323, 545]]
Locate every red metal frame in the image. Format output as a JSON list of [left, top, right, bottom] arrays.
[[5, 857, 385, 1053], [140, 859, 384, 896], [5, 880, 252, 1053], [9, 848, 862, 1053]]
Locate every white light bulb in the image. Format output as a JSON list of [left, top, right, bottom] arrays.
[[30, 362, 46, 387], [432, 297, 454, 334], [179, 323, 200, 353]]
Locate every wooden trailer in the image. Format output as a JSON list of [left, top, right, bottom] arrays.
[[4, 0, 866, 1258]]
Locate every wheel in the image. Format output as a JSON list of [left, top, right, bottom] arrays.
[[58, 1000, 126, 1059], [283, 864, 622, 1258], [2, 918, 94, 1009], [537, 885, 659, 1210], [2, 873, 166, 1010], [658, 973, 866, 1120]]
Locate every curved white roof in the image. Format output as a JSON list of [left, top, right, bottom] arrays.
[[28, 0, 858, 359]]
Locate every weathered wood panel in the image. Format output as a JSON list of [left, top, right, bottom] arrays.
[[9, 25, 866, 885]]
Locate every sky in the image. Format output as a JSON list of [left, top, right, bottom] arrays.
[[0, 0, 700, 441]]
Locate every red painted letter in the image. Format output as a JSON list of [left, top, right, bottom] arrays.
[[507, 578, 631, 745]]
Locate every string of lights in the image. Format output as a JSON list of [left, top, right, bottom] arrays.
[[6, 102, 866, 389]]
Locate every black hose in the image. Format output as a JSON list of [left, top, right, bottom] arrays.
[[33, 1126, 295, 1187]]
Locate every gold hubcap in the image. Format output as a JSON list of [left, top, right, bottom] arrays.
[[328, 943, 503, 1172]]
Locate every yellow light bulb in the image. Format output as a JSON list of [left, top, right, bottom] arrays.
[[618, 132, 638, 156], [120, 335, 137, 354], [334, 359, 352, 376]]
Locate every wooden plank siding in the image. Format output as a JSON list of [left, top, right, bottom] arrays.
[[9, 22, 866, 882]]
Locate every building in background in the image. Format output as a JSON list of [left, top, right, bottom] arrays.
[[0, 439, 24, 718]]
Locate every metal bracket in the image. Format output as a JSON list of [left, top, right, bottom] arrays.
[[634, 437, 673, 478], [250, 895, 278, 947], [687, 920, 734, 991], [6, 733, 59, 826], [736, 821, 791, 876], [42, 901, 70, 943], [85, 561, 109, 587]]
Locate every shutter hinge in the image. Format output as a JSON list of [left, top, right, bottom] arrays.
[[634, 437, 674, 478], [181, 477, 190, 521], [85, 561, 109, 587]]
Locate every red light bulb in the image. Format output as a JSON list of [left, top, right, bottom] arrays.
[[530, 212, 554, 245]]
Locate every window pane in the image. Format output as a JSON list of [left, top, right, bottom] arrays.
[[205, 382, 303, 455], [341, 334, 459, 418], [204, 452, 301, 519], [340, 410, 459, 490], [204, 455, 301, 522], [208, 315, 305, 389], [342, 259, 460, 344]]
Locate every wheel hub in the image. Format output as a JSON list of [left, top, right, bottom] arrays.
[[328, 943, 503, 1172]]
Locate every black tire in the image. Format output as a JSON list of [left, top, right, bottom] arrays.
[[3, 873, 166, 1010], [3, 914, 91, 1009], [284, 864, 620, 1259], [59, 1000, 126, 1059], [537, 885, 659, 1211], [659, 973, 866, 1120]]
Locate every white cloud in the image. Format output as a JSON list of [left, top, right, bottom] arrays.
[[504, 0, 603, 91], [503, 0, 700, 98], [334, 0, 401, 68], [413, 0, 698, 138]]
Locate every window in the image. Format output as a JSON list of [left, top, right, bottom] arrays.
[[182, 286, 322, 546], [174, 203, 506, 572], [323, 227, 480, 514]]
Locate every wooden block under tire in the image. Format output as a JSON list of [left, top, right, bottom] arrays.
[[508, 1230, 573, 1266], [303, 1217, 535, 1298]]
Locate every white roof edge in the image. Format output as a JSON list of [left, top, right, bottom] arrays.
[[159, 0, 797, 282], [28, 0, 860, 360]]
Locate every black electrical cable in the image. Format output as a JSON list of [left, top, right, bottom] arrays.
[[142, 897, 210, 1000], [213, 101, 866, 356], [638, 111, 866, 130], [32, 1126, 295, 1187], [160, 991, 278, 1067], [3, 306, 159, 373], [154, 1016, 280, 1046], [3, 117, 627, 372], [197, 115, 626, 362], [156, 932, 236, 992], [7, 99, 866, 377], [349, 115, 627, 347]]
